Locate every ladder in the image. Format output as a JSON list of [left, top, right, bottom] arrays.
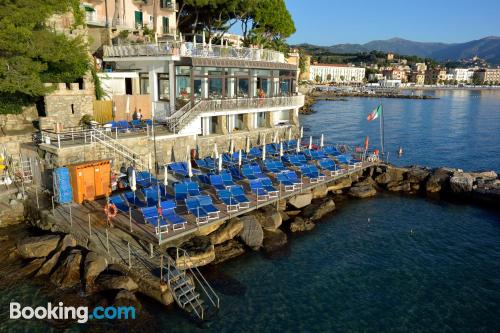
[[90, 129, 146, 170], [165, 248, 219, 321]]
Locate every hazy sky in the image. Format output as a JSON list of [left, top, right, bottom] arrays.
[[285, 0, 500, 45]]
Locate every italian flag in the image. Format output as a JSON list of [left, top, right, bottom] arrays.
[[367, 105, 382, 121]]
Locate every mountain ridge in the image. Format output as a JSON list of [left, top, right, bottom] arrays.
[[293, 36, 500, 65]]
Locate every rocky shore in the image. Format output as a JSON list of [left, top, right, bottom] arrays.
[[1, 163, 498, 321]]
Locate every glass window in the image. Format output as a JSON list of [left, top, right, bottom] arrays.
[[257, 78, 270, 97], [256, 112, 266, 128], [236, 114, 245, 130], [280, 79, 290, 96], [193, 78, 202, 98], [209, 117, 217, 134], [139, 73, 149, 94], [158, 73, 169, 101], [176, 75, 190, 99], [175, 66, 191, 76], [208, 78, 222, 99], [237, 78, 249, 97]]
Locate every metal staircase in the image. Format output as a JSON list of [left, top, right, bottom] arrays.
[[90, 128, 146, 169], [165, 247, 219, 321], [166, 100, 201, 133]]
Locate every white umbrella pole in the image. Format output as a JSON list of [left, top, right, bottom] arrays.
[[309, 136, 313, 150], [320, 134, 324, 148]]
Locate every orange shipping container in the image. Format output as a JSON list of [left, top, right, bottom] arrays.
[[68, 160, 111, 203]]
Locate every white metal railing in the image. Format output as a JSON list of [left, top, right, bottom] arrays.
[[90, 129, 146, 169], [104, 42, 286, 63], [192, 94, 305, 113]]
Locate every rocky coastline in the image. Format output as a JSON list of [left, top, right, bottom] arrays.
[[1, 163, 498, 324]]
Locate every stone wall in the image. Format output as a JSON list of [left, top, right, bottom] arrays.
[[39, 79, 95, 131]]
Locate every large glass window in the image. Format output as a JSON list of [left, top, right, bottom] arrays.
[[237, 78, 249, 97], [158, 73, 169, 101], [175, 66, 191, 101], [208, 78, 222, 99], [280, 79, 290, 96], [193, 78, 202, 99], [139, 73, 149, 94]]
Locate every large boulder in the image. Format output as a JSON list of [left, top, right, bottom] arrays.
[[289, 216, 315, 232], [238, 215, 264, 250], [84, 251, 108, 288], [50, 249, 83, 288], [374, 166, 408, 185], [302, 199, 335, 221], [312, 184, 329, 199], [17, 235, 60, 259], [113, 290, 142, 311], [407, 167, 431, 184], [209, 218, 244, 245], [213, 240, 245, 264], [19, 258, 46, 277], [174, 236, 215, 269], [262, 229, 288, 252], [96, 275, 139, 292], [387, 180, 411, 192], [253, 206, 282, 231], [469, 171, 497, 180], [35, 251, 62, 277], [426, 168, 452, 193], [60, 234, 77, 251], [288, 192, 313, 209], [326, 177, 352, 192], [348, 184, 377, 198], [450, 173, 475, 193]]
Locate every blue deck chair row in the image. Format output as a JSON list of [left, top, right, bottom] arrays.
[[185, 195, 220, 224], [336, 154, 360, 168], [263, 159, 287, 174], [228, 185, 251, 208], [303, 149, 328, 160], [140, 206, 168, 234], [323, 145, 342, 156], [318, 158, 341, 176], [216, 190, 240, 213], [300, 164, 326, 183], [168, 162, 201, 177], [194, 159, 215, 171], [282, 154, 307, 167], [159, 200, 186, 230], [241, 163, 267, 180], [250, 178, 278, 201], [174, 182, 201, 201]]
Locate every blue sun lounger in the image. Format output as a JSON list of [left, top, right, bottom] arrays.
[[276, 172, 295, 191], [228, 186, 251, 208], [323, 146, 342, 156], [283, 170, 303, 189], [216, 189, 239, 213], [174, 183, 189, 201], [300, 164, 326, 183], [187, 181, 201, 196], [250, 163, 267, 178], [248, 146, 263, 158], [160, 200, 186, 230], [249, 179, 269, 201], [209, 174, 226, 190], [197, 195, 220, 219], [124, 191, 147, 208], [220, 171, 236, 187], [140, 206, 168, 234], [242, 164, 259, 180], [109, 195, 130, 213], [142, 187, 161, 206], [318, 158, 341, 176], [260, 177, 279, 198], [185, 197, 209, 224]]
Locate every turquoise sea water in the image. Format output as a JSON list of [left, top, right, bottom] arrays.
[[1, 90, 500, 332]]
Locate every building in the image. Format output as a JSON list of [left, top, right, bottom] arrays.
[[379, 79, 401, 88], [83, 0, 177, 52], [368, 73, 384, 82], [425, 68, 447, 84], [472, 69, 500, 84], [387, 53, 394, 61], [382, 68, 408, 82], [309, 64, 365, 84], [413, 63, 427, 72], [409, 71, 425, 85], [450, 68, 474, 83]]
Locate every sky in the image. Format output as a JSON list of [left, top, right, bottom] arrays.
[[285, 0, 500, 45]]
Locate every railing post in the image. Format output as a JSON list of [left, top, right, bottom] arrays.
[[160, 255, 164, 280], [88, 213, 92, 237], [51, 196, 55, 215], [57, 134, 61, 149]]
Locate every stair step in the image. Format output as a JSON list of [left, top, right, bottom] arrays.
[[175, 284, 195, 298], [170, 276, 190, 290], [179, 291, 200, 307]]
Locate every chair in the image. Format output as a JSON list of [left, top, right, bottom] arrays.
[[249, 179, 268, 201], [142, 187, 160, 206], [323, 146, 341, 156], [318, 158, 340, 176], [209, 174, 226, 190], [197, 195, 220, 219], [216, 190, 239, 213], [228, 186, 250, 208], [308, 164, 326, 181], [260, 177, 279, 198], [174, 183, 189, 201], [124, 191, 147, 208], [283, 170, 303, 189], [160, 200, 186, 230], [109, 195, 129, 213], [276, 172, 295, 191], [250, 164, 266, 178], [140, 206, 168, 234], [242, 164, 258, 180], [187, 182, 201, 196], [220, 171, 235, 187], [185, 197, 209, 224], [228, 166, 244, 181]]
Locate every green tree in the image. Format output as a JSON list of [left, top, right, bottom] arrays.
[[315, 75, 321, 83], [0, 0, 89, 114], [326, 74, 332, 81]]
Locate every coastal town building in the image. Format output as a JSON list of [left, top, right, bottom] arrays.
[[382, 68, 408, 82], [410, 71, 426, 85], [309, 63, 365, 84], [473, 68, 500, 84], [450, 68, 475, 83], [425, 68, 447, 84]]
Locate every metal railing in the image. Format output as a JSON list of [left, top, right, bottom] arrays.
[[104, 42, 286, 63], [90, 128, 146, 169], [192, 94, 305, 113]]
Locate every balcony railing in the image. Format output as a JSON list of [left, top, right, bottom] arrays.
[[190, 94, 304, 114], [104, 42, 286, 63]]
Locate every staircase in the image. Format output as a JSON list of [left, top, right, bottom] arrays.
[[164, 248, 219, 321], [90, 129, 146, 169], [166, 100, 201, 133]]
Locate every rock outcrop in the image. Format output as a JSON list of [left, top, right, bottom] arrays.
[[426, 168, 452, 193], [209, 218, 244, 245], [289, 216, 315, 232], [96, 275, 139, 292], [17, 235, 60, 259], [50, 249, 83, 288], [262, 229, 288, 252], [348, 182, 377, 198], [450, 172, 475, 193], [288, 192, 313, 209], [253, 206, 282, 231], [84, 251, 108, 288], [238, 215, 264, 250], [213, 240, 245, 264], [173, 236, 215, 269], [302, 199, 336, 221]]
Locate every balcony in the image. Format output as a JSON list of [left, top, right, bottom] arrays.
[[103, 42, 286, 63], [191, 94, 305, 114]]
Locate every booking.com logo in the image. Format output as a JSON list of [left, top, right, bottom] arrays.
[[10, 302, 136, 323]]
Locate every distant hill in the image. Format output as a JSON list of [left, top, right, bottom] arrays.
[[294, 36, 500, 65]]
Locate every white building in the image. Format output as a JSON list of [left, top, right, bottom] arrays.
[[309, 64, 365, 84], [378, 79, 401, 88], [450, 68, 475, 83]]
